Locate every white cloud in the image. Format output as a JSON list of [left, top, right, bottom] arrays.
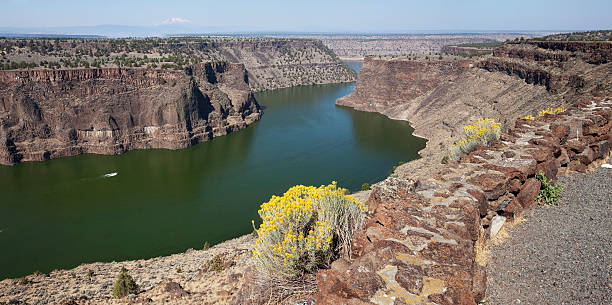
[[161, 17, 192, 25]]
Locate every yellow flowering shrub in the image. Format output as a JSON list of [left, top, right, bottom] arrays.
[[539, 106, 567, 116], [447, 118, 501, 161], [524, 106, 567, 119], [251, 182, 366, 278]]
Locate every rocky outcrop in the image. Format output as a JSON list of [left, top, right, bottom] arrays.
[[492, 44, 571, 66], [315, 98, 612, 305], [476, 58, 563, 92], [337, 58, 471, 113], [214, 40, 356, 92], [441, 45, 493, 56], [523, 41, 612, 64], [0, 62, 261, 165]]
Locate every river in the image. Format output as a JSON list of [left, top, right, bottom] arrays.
[[0, 62, 426, 279]]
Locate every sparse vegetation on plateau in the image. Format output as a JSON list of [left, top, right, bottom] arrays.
[[251, 182, 366, 278]]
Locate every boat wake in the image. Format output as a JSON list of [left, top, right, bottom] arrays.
[[102, 172, 118, 178]]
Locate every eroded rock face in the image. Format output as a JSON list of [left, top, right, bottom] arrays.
[[337, 41, 612, 182], [0, 62, 261, 165], [336, 58, 471, 114]]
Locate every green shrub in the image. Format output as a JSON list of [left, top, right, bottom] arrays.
[[86, 269, 95, 277], [112, 267, 139, 298], [392, 161, 406, 173], [361, 183, 370, 191], [208, 255, 224, 272], [251, 182, 366, 278], [202, 241, 210, 250], [18, 277, 30, 285], [536, 172, 563, 204]]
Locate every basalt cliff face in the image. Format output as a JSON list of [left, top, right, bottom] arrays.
[[214, 40, 357, 91], [0, 62, 261, 165], [337, 41, 612, 178]]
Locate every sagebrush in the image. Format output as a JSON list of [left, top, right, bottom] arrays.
[[447, 118, 501, 161], [251, 182, 366, 278]]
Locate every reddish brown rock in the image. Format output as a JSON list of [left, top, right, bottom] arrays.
[[567, 160, 587, 172], [468, 173, 509, 200], [565, 140, 586, 154], [501, 199, 524, 217], [472, 266, 487, 303], [508, 178, 522, 193], [557, 148, 571, 166], [466, 188, 488, 216], [530, 148, 554, 163], [577, 146, 595, 165], [516, 178, 542, 208], [536, 160, 559, 181]]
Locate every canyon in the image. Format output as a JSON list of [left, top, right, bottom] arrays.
[[0, 38, 357, 165], [1, 34, 611, 305], [0, 62, 261, 165]]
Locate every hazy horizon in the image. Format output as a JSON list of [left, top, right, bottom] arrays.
[[1, 0, 611, 37]]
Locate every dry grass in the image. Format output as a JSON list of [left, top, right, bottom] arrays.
[[475, 213, 526, 266], [254, 273, 317, 305]]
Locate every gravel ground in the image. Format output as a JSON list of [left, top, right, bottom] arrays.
[[485, 161, 612, 305]]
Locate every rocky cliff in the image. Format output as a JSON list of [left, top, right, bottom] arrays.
[[337, 41, 612, 178], [0, 38, 357, 92], [0, 62, 261, 165], [441, 45, 493, 56], [213, 40, 357, 91]]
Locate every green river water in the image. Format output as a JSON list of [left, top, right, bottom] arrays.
[[0, 62, 426, 279]]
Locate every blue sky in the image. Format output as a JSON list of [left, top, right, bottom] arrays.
[[2, 0, 611, 32]]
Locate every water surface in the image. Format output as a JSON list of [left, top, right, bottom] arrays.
[[0, 66, 426, 279]]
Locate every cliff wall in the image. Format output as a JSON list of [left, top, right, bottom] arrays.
[[337, 41, 612, 178], [0, 62, 261, 165], [214, 40, 356, 91], [441, 45, 493, 56], [337, 58, 471, 113]]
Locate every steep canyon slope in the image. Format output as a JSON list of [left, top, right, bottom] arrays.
[[337, 40, 612, 177], [0, 38, 357, 92], [0, 62, 261, 165], [0, 38, 357, 165]]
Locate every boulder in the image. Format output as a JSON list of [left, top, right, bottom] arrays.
[[468, 173, 509, 201], [489, 216, 506, 237], [567, 160, 587, 172], [516, 178, 541, 208]]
